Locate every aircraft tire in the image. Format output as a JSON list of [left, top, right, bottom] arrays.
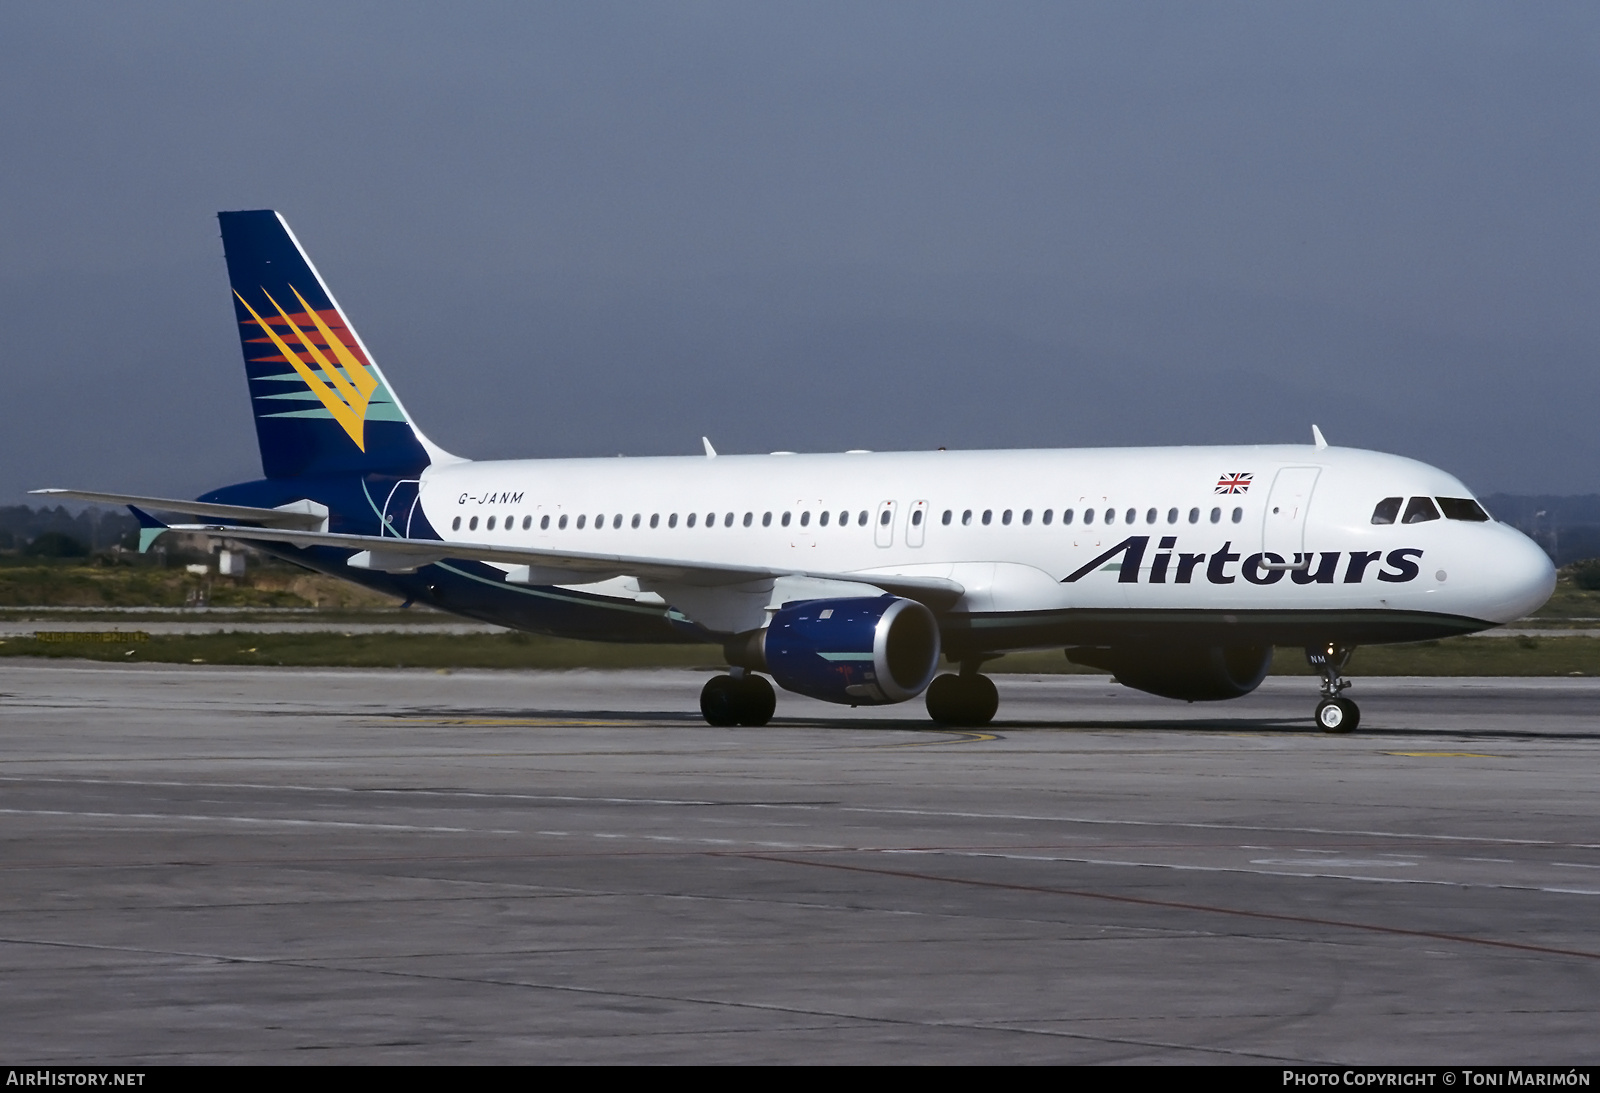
[[700, 675, 742, 727], [701, 674, 776, 727], [736, 674, 776, 727], [1315, 696, 1359, 734], [964, 674, 999, 726], [925, 675, 962, 724], [926, 673, 999, 727]]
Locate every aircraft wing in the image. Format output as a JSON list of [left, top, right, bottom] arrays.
[[167, 523, 966, 611]]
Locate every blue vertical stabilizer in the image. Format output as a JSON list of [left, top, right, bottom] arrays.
[[219, 210, 440, 480]]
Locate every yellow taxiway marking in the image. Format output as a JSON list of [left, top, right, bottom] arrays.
[[1385, 751, 1502, 758], [376, 718, 999, 744], [377, 717, 660, 728], [860, 731, 1001, 748]]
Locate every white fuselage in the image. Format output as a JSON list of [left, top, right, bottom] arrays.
[[414, 443, 1554, 640]]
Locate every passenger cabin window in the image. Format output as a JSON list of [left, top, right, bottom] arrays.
[[1437, 497, 1490, 522], [1002, 509, 1012, 525], [1084, 508, 1094, 525], [942, 510, 952, 525], [912, 509, 924, 526], [1371, 497, 1402, 525], [1167, 508, 1178, 524], [523, 516, 532, 530], [614, 514, 623, 529], [452, 516, 461, 531], [1403, 496, 1442, 524], [669, 513, 678, 528], [858, 511, 867, 526], [559, 515, 568, 529], [469, 516, 479, 531], [800, 512, 810, 527], [1124, 508, 1135, 524], [781, 512, 791, 527], [541, 515, 550, 530], [1145, 508, 1156, 524], [1188, 507, 1200, 524], [1062, 509, 1074, 524], [1021, 509, 1032, 526], [762, 512, 772, 527], [687, 513, 697, 528], [820, 510, 830, 527], [1232, 507, 1243, 523], [982, 510, 992, 526], [1104, 508, 1115, 525], [631, 514, 640, 528], [962, 510, 973, 526], [724, 512, 734, 527], [1042, 509, 1053, 525], [650, 514, 659, 528], [840, 510, 850, 526], [1209, 507, 1221, 524]]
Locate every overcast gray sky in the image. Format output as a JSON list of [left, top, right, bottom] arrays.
[[3, 2, 1598, 501]]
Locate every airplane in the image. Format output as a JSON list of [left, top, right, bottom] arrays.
[[36, 210, 1557, 733]]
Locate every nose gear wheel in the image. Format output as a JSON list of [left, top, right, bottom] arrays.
[[1306, 644, 1359, 733]]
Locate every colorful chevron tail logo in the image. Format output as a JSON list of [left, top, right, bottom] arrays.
[[235, 285, 379, 450]]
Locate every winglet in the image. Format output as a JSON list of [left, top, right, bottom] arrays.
[[702, 436, 717, 459], [127, 506, 169, 553], [1311, 424, 1328, 450]]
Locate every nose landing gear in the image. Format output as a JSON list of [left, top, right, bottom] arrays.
[[700, 670, 776, 727], [1307, 643, 1359, 733]]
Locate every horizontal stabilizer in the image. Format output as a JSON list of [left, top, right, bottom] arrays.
[[30, 489, 328, 530], [126, 505, 168, 554], [168, 524, 966, 612]]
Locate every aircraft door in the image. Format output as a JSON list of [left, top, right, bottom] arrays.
[[1261, 467, 1320, 560], [380, 479, 423, 538], [789, 499, 819, 552], [906, 500, 928, 547], [875, 500, 898, 548]]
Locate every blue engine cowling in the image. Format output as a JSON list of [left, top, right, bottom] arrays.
[[761, 595, 942, 706]]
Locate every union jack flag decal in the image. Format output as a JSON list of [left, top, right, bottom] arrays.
[[1215, 472, 1253, 494]]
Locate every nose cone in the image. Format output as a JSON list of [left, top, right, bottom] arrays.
[[1479, 526, 1556, 624]]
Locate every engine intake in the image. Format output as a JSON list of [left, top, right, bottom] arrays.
[[728, 595, 941, 706]]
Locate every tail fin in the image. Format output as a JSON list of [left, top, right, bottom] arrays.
[[219, 210, 453, 479]]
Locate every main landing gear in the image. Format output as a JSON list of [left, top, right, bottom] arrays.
[[1307, 643, 1359, 733], [700, 670, 776, 727], [925, 663, 999, 727]]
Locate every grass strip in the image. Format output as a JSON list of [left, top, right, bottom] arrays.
[[0, 630, 719, 669], [0, 630, 1595, 675]]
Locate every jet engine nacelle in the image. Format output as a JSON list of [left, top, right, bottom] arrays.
[[727, 595, 941, 706], [1067, 644, 1273, 701]]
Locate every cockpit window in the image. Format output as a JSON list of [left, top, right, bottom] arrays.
[[1436, 497, 1490, 522], [1402, 496, 1441, 524], [1371, 497, 1402, 525]]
